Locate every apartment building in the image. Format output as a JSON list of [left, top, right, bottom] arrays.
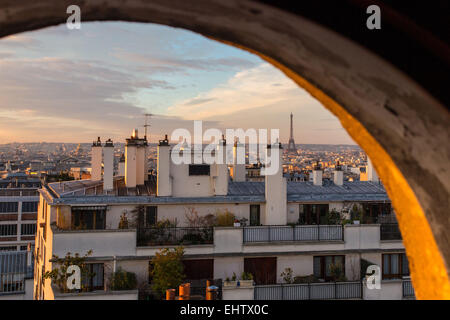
[[0, 173, 40, 252], [33, 131, 411, 300]]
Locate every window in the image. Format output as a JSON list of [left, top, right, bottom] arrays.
[[313, 255, 345, 281], [382, 253, 410, 279], [0, 224, 17, 237], [82, 263, 104, 291], [299, 204, 329, 225], [0, 202, 18, 213], [22, 201, 38, 213], [146, 206, 157, 226], [21, 223, 36, 235], [71, 207, 106, 230], [189, 164, 210, 176], [0, 246, 16, 251], [250, 205, 260, 226]]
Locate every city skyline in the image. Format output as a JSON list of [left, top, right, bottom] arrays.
[[0, 22, 356, 145]]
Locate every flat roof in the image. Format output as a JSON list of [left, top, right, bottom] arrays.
[[41, 179, 389, 205]]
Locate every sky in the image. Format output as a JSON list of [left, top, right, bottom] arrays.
[[0, 22, 356, 145]]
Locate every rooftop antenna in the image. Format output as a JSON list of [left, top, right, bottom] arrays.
[[143, 113, 153, 140]]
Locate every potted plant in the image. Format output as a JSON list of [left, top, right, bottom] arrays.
[[239, 272, 254, 287], [223, 273, 238, 287], [233, 219, 241, 227]]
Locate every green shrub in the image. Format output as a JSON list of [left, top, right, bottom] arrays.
[[215, 209, 235, 227], [110, 268, 137, 290], [241, 272, 253, 280]]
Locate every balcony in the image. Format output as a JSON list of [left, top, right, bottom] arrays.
[[243, 225, 343, 243], [51, 227, 136, 257], [0, 251, 33, 296], [137, 227, 213, 247]]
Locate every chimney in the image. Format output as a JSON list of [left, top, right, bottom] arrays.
[[214, 135, 228, 196], [313, 161, 323, 186], [118, 153, 125, 176], [157, 134, 172, 196], [232, 139, 246, 182], [333, 161, 344, 186], [367, 157, 380, 182], [144, 138, 149, 182], [136, 143, 146, 186], [125, 131, 137, 188], [264, 141, 287, 225], [103, 139, 114, 192], [91, 137, 102, 181]]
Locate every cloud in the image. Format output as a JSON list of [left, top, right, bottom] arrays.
[[184, 97, 216, 106], [1, 35, 41, 48], [0, 52, 13, 59], [113, 50, 255, 73], [166, 63, 356, 144], [0, 57, 179, 142]]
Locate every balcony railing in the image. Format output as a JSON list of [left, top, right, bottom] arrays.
[[136, 227, 214, 247], [243, 225, 343, 243], [402, 279, 415, 298], [254, 281, 362, 300], [380, 223, 402, 240], [0, 251, 33, 295]]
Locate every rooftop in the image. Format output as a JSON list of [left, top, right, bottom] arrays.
[[41, 178, 389, 205]]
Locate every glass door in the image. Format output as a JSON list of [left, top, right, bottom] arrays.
[[250, 205, 260, 226]]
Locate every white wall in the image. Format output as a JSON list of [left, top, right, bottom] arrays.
[[277, 255, 313, 283], [170, 162, 214, 197], [214, 257, 244, 280], [52, 229, 136, 257], [214, 228, 243, 254], [222, 287, 254, 300], [363, 280, 403, 300]]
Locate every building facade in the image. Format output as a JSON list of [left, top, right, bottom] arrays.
[[33, 132, 410, 300]]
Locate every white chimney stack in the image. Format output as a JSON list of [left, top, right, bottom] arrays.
[[264, 141, 287, 225], [144, 142, 149, 182], [125, 133, 137, 188], [313, 161, 323, 186], [367, 157, 380, 182], [214, 135, 228, 196], [103, 139, 114, 192], [136, 144, 146, 186], [232, 139, 246, 182], [118, 153, 125, 176], [157, 134, 172, 196], [333, 161, 344, 186], [91, 137, 102, 181]]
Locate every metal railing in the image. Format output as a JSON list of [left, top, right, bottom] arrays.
[[380, 223, 402, 240], [243, 225, 343, 243], [0, 251, 33, 295], [137, 227, 214, 247], [402, 279, 415, 298], [254, 281, 362, 300]]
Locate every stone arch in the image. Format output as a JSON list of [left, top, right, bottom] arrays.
[[0, 0, 448, 299]]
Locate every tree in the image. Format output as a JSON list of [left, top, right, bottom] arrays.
[[150, 247, 185, 298]]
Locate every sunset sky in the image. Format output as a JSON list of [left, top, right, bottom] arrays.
[[0, 22, 356, 145]]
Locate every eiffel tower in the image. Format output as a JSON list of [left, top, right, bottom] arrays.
[[288, 112, 296, 153]]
